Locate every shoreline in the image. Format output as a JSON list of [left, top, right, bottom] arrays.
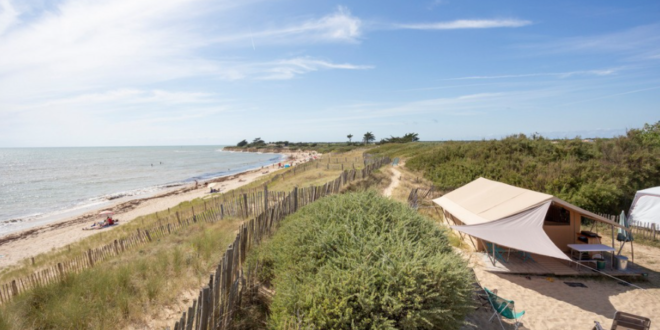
[[0, 150, 315, 269]]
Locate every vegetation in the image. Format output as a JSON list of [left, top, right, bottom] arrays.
[[250, 191, 474, 329], [363, 131, 376, 145], [378, 132, 420, 144], [0, 219, 241, 329], [370, 122, 660, 214], [347, 133, 353, 144]]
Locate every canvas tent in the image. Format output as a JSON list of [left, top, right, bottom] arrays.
[[433, 178, 623, 262], [629, 187, 660, 226]]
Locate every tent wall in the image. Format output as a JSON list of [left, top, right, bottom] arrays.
[[542, 209, 580, 252]]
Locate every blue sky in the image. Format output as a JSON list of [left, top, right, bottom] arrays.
[[0, 0, 658, 147]]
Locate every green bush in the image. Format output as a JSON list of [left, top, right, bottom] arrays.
[[369, 123, 660, 214], [254, 191, 473, 329]]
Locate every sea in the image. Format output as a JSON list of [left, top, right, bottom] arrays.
[[0, 146, 284, 236]]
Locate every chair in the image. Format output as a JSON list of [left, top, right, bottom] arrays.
[[485, 242, 510, 264], [484, 287, 525, 330], [611, 311, 651, 330]]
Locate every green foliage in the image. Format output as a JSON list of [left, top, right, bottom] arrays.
[[253, 192, 474, 330], [363, 132, 376, 145], [369, 123, 660, 214], [629, 121, 660, 147], [379, 133, 420, 144], [237, 139, 248, 147]]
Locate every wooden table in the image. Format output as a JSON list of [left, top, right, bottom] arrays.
[[567, 244, 615, 270]]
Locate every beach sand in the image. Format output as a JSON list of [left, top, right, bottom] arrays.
[[0, 150, 315, 270], [462, 239, 660, 330]]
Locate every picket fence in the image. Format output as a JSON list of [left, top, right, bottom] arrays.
[[597, 213, 658, 241], [0, 187, 290, 305], [168, 157, 390, 330]]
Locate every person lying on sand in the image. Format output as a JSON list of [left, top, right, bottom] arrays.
[[83, 217, 118, 230]]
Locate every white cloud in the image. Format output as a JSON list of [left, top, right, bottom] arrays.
[[0, 1, 367, 106], [0, 0, 18, 35], [450, 68, 620, 80], [522, 24, 660, 61], [397, 19, 531, 30], [212, 6, 362, 45], [257, 57, 373, 80]]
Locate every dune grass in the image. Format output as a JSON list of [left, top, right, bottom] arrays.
[[0, 218, 241, 330], [249, 191, 474, 329]]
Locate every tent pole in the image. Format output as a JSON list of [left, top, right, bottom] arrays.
[[493, 243, 496, 266], [482, 240, 496, 267], [611, 225, 614, 251], [631, 239, 634, 264]]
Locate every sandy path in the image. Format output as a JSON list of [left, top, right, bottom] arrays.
[[383, 166, 401, 197], [0, 150, 316, 270]]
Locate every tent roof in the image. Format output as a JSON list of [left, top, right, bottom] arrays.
[[637, 186, 660, 197], [630, 187, 660, 225], [433, 177, 623, 228], [433, 177, 552, 225]]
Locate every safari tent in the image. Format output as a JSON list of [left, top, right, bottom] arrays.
[[629, 187, 660, 226], [433, 178, 623, 262]]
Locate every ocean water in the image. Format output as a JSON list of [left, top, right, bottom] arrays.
[[0, 146, 283, 236]]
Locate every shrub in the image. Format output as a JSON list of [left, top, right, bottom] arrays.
[[255, 191, 474, 329]]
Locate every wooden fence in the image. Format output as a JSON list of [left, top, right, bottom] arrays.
[[596, 213, 658, 242], [169, 157, 391, 330], [0, 189, 292, 305]]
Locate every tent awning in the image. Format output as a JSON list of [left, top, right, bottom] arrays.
[[452, 202, 571, 261]]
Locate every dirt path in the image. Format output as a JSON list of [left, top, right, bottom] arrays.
[[383, 166, 401, 197]]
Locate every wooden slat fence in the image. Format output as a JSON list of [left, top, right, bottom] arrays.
[[169, 157, 391, 330], [0, 177, 292, 305], [596, 213, 658, 242]]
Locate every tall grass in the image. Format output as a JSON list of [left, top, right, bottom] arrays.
[[0, 219, 241, 329], [250, 191, 474, 330]]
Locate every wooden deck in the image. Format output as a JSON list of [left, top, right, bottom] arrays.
[[480, 252, 646, 278]]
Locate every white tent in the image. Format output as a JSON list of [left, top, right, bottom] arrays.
[[629, 187, 660, 226], [433, 178, 623, 262]]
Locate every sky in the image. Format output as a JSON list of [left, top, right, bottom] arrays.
[[0, 0, 659, 147]]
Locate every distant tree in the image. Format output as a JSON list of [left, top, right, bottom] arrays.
[[251, 137, 265, 146], [378, 133, 420, 144], [347, 134, 353, 144], [237, 139, 248, 147], [403, 132, 419, 142], [363, 132, 375, 145]]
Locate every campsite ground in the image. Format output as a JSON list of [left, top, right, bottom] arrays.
[[462, 240, 660, 330], [383, 163, 660, 330]]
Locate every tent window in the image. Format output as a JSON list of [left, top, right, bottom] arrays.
[[544, 204, 570, 226]]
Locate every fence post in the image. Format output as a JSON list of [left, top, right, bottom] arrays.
[[243, 194, 249, 219], [293, 187, 298, 212], [11, 280, 18, 296], [264, 186, 269, 213], [144, 230, 152, 242], [57, 262, 64, 279], [87, 249, 95, 267]]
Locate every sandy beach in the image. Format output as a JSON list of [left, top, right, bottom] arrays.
[[0, 150, 315, 270]]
